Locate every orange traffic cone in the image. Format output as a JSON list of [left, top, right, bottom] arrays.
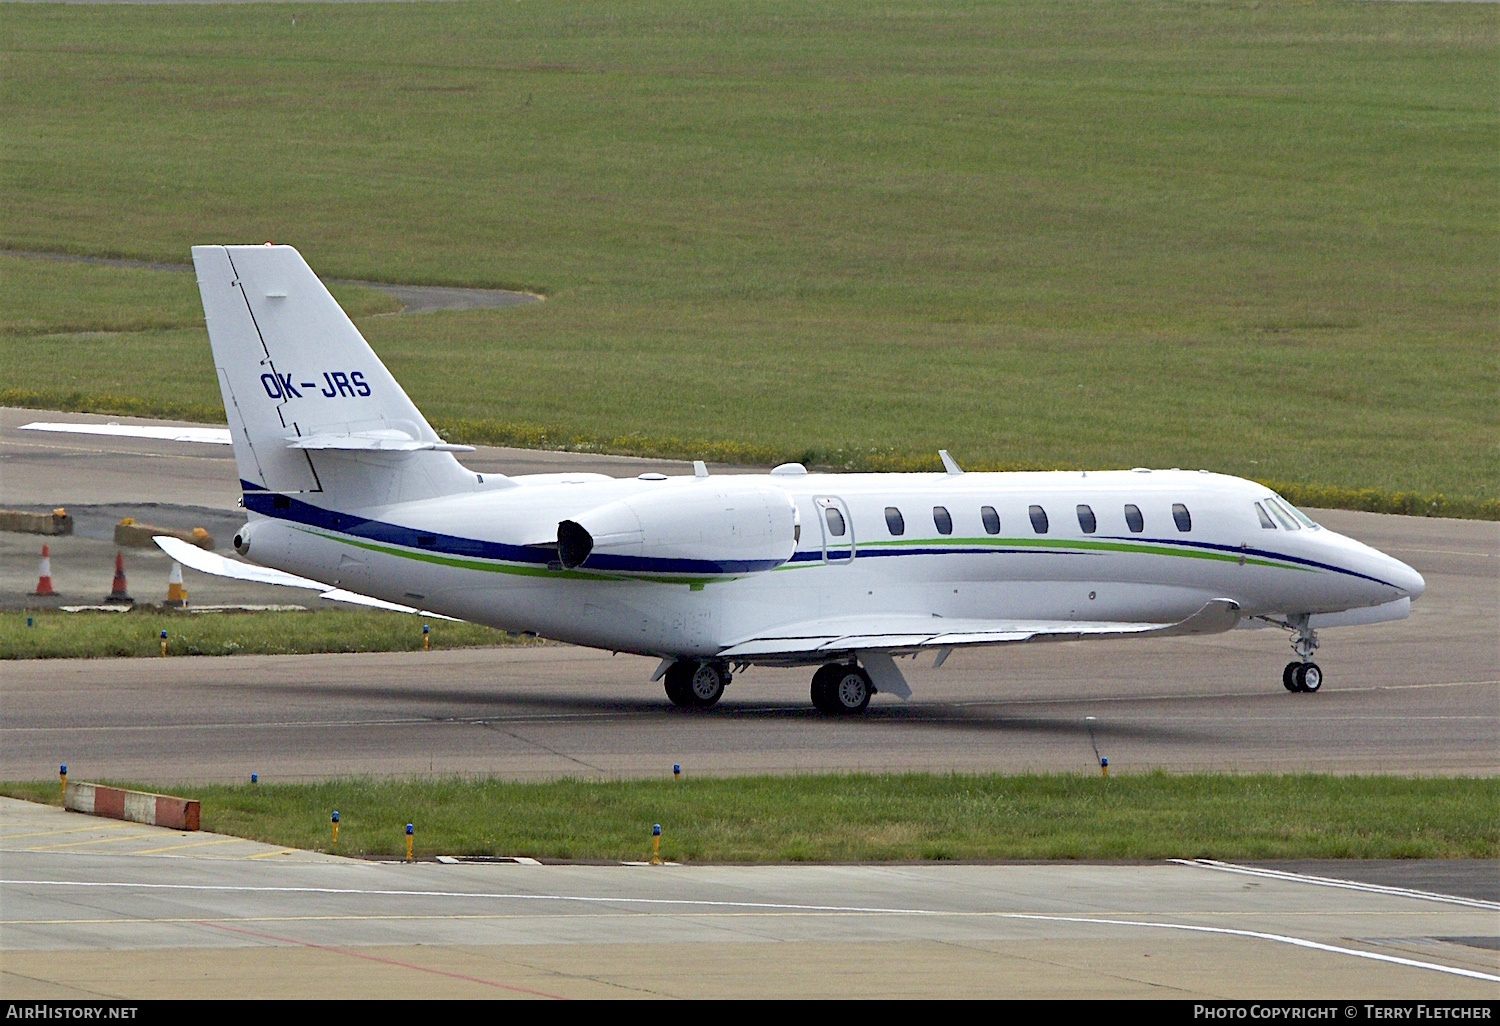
[[105, 551, 133, 605], [33, 545, 56, 596], [165, 561, 186, 608]]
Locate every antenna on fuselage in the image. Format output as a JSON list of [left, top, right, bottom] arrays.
[[938, 450, 963, 476]]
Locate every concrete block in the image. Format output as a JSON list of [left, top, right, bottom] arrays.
[[0, 508, 73, 536], [64, 781, 200, 831], [114, 519, 214, 551]]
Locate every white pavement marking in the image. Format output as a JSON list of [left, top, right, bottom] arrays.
[[6, 878, 1497, 983], [17, 422, 232, 444], [1173, 858, 1500, 911]]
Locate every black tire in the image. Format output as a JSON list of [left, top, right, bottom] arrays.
[[828, 666, 873, 714], [664, 661, 695, 707], [812, 663, 872, 715], [1299, 662, 1323, 693], [809, 664, 840, 713], [686, 661, 727, 708], [1283, 662, 1301, 692]]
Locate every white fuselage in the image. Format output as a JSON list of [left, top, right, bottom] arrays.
[[237, 467, 1424, 661]]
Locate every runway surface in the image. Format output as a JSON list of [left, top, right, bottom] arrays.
[[2, 799, 1495, 999], [2, 407, 1497, 780]]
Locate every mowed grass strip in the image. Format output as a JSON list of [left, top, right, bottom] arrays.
[[1, 1, 1495, 501], [0, 608, 524, 659], [4, 775, 1494, 861]]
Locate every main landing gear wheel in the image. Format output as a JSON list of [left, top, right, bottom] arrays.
[[811, 663, 873, 715], [664, 660, 728, 708], [1283, 661, 1323, 693]]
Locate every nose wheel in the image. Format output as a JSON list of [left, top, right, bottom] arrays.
[[1282, 661, 1323, 693], [1280, 615, 1323, 693]]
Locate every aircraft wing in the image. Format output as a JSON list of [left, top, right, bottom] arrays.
[[18, 421, 232, 444], [716, 599, 1241, 660], [152, 536, 460, 620]]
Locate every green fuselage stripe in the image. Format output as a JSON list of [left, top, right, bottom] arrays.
[[300, 525, 1312, 584]]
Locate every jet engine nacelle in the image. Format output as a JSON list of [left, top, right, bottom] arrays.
[[557, 480, 798, 576]]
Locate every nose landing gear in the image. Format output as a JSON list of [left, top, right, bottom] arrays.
[[1281, 615, 1323, 693], [1283, 660, 1323, 693]]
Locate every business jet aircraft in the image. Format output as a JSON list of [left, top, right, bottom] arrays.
[[160, 244, 1427, 713]]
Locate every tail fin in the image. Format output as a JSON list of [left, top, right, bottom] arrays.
[[193, 244, 476, 507]]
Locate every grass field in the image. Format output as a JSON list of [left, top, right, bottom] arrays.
[[1, 1, 1494, 502], [0, 607, 522, 659], [4, 774, 1495, 861]]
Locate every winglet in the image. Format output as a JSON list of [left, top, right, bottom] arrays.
[[938, 450, 963, 476]]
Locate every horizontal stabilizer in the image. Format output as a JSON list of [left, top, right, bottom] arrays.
[[287, 432, 475, 453], [153, 536, 459, 619], [154, 536, 325, 589]]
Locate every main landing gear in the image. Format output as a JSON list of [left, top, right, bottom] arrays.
[[811, 662, 873, 715], [1281, 616, 1323, 693], [664, 659, 729, 709]]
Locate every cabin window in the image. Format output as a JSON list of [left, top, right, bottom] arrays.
[[933, 506, 953, 535], [272, 495, 290, 510], [824, 506, 846, 537], [1263, 498, 1298, 531], [1124, 504, 1143, 533], [981, 505, 1001, 535], [417, 535, 436, 547], [1172, 503, 1192, 532], [884, 506, 905, 536], [1255, 502, 1276, 529], [1076, 504, 1097, 534], [1029, 505, 1049, 534]]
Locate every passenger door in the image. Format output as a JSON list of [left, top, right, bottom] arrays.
[[815, 496, 855, 564]]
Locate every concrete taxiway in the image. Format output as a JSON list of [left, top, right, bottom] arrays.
[[2, 798, 1495, 999], [2, 406, 1497, 780]]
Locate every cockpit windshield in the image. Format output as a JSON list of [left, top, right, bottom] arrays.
[[1266, 495, 1319, 530]]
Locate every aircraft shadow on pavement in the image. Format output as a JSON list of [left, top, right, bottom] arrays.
[[238, 680, 1209, 743]]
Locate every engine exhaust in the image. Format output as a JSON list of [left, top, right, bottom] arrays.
[[556, 520, 594, 569]]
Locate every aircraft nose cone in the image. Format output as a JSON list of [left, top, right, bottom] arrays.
[[1390, 558, 1425, 600]]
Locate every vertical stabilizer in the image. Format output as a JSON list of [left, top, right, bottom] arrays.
[[193, 244, 474, 506]]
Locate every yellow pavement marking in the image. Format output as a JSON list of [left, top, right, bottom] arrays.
[[124, 836, 254, 856], [18, 833, 167, 852], [0, 822, 137, 842], [243, 849, 303, 860]]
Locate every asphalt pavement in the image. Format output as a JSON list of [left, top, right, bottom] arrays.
[[2, 407, 1495, 780], [2, 798, 1495, 999]]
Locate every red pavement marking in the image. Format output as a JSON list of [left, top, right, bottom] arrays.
[[195, 920, 569, 999]]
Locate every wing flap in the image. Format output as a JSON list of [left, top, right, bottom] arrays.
[[718, 600, 1240, 659]]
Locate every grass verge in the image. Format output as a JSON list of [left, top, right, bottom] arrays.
[[1, 1, 1495, 505], [3, 774, 1495, 862], [0, 607, 525, 659], [3, 387, 1495, 520]]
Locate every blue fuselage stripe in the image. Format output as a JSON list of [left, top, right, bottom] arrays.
[[243, 487, 1392, 588]]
